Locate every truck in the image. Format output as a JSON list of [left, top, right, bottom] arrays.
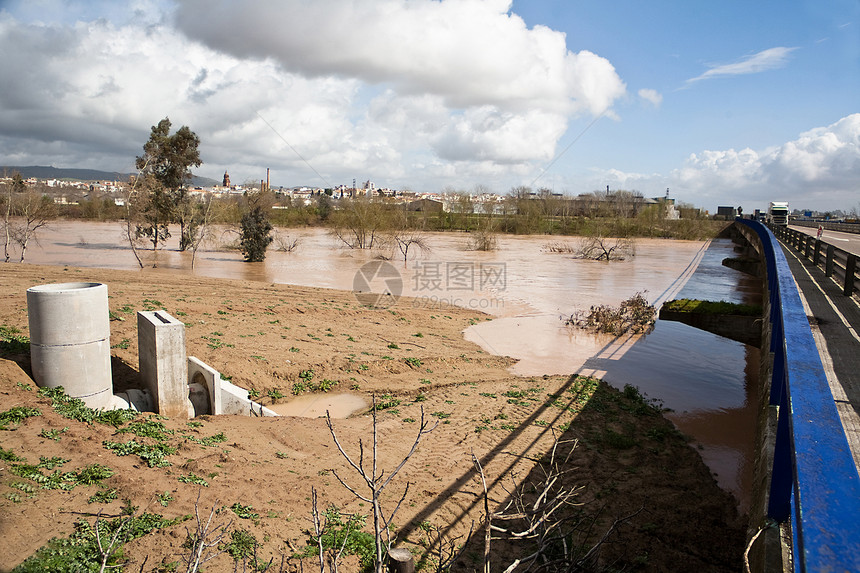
[[768, 201, 789, 226]]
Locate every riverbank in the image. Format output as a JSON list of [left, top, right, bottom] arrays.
[[0, 264, 744, 571]]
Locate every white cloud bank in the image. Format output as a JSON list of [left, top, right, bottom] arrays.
[[671, 114, 860, 210], [0, 0, 627, 190]]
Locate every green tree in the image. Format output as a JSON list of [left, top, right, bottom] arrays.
[[134, 117, 202, 251], [240, 206, 273, 262]]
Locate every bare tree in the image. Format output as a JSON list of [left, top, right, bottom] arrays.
[[189, 195, 216, 270], [8, 183, 58, 262], [1, 173, 24, 262], [330, 198, 390, 249], [325, 397, 437, 573], [182, 493, 232, 573], [122, 171, 150, 268], [389, 210, 431, 267]]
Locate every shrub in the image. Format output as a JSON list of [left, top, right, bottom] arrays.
[[240, 206, 273, 262]]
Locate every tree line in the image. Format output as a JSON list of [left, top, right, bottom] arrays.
[[2, 118, 725, 265]]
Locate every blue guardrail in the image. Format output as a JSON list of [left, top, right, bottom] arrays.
[[738, 219, 860, 572]]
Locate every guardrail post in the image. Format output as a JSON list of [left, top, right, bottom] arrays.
[[845, 254, 857, 296], [825, 245, 835, 277], [813, 239, 821, 266], [804, 236, 812, 259]]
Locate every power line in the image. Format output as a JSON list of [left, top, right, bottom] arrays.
[[530, 110, 607, 188], [255, 112, 331, 188]]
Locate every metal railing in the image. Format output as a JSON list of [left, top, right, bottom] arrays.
[[769, 224, 858, 297], [737, 219, 860, 571]]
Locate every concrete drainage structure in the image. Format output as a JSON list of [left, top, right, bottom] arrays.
[[26, 282, 275, 418], [27, 282, 123, 410]]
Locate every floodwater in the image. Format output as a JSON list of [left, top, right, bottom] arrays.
[[17, 221, 760, 510]]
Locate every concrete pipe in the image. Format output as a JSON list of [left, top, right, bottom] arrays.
[[27, 282, 114, 409]]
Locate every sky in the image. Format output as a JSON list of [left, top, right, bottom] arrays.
[[0, 0, 858, 214]]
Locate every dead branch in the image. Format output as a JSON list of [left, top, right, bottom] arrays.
[[325, 396, 437, 573]]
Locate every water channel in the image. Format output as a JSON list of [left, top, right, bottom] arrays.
[[17, 221, 760, 511]]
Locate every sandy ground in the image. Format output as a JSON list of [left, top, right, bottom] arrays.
[[0, 264, 745, 572]]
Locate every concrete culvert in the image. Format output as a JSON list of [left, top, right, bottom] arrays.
[[27, 282, 114, 409]]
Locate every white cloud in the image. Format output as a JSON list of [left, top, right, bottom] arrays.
[[670, 114, 860, 210], [0, 0, 627, 191], [686, 47, 798, 84], [638, 88, 662, 108], [173, 0, 625, 116]]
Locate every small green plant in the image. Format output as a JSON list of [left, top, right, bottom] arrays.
[[0, 324, 29, 355], [230, 502, 260, 520], [177, 473, 209, 487], [88, 488, 119, 504], [0, 406, 41, 430], [103, 439, 177, 468], [38, 427, 67, 441], [301, 508, 376, 569], [111, 338, 131, 350], [299, 369, 315, 382], [225, 529, 258, 561], [247, 388, 260, 399], [267, 388, 286, 403], [0, 445, 25, 462], [373, 394, 401, 411], [118, 418, 174, 440], [387, 342, 399, 349], [404, 357, 422, 368]]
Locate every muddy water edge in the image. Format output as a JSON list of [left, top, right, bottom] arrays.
[[18, 221, 759, 511]]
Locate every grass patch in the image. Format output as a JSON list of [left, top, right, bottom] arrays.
[[661, 298, 762, 316]]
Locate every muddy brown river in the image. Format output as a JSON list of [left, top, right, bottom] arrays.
[[13, 221, 760, 510]]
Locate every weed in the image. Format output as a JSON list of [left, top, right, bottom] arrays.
[[0, 445, 25, 462], [373, 395, 401, 411], [0, 324, 29, 355], [267, 388, 286, 403], [388, 342, 400, 349], [117, 418, 174, 440], [300, 508, 376, 570], [88, 488, 119, 504], [103, 439, 176, 467], [111, 338, 131, 350], [230, 502, 260, 520], [177, 473, 209, 487], [37, 426, 67, 441], [0, 406, 41, 430], [37, 386, 136, 427], [225, 529, 258, 561], [404, 357, 422, 368], [14, 511, 186, 572]]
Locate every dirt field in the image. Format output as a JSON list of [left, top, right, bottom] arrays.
[[0, 264, 745, 572]]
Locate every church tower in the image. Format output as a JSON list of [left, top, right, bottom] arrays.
[[222, 171, 231, 188]]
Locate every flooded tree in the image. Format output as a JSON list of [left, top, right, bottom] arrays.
[[134, 117, 202, 251], [5, 182, 58, 262]]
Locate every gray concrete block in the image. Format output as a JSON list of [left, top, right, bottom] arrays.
[[138, 310, 190, 418]]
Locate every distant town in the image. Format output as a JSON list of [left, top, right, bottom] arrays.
[[1, 166, 855, 223]]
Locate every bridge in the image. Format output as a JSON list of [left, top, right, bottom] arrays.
[[729, 219, 860, 572]]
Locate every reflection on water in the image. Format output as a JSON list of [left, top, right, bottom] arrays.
[[22, 222, 759, 510]]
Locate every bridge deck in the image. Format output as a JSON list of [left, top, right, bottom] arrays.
[[780, 241, 860, 470]]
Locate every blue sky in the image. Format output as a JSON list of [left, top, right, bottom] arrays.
[[0, 0, 857, 213]]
